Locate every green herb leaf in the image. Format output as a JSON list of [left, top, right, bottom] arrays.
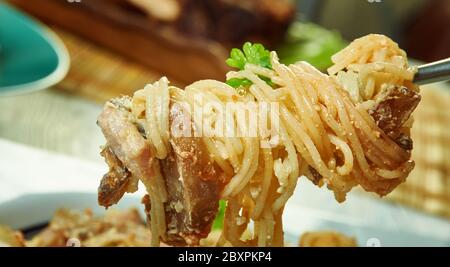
[[226, 48, 247, 70], [226, 78, 252, 88], [226, 42, 272, 71], [212, 200, 227, 230], [225, 42, 273, 89], [260, 76, 275, 87]]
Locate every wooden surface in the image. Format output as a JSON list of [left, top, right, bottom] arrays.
[[55, 29, 164, 103]]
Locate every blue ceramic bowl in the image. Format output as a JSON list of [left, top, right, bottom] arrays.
[[0, 3, 69, 96]]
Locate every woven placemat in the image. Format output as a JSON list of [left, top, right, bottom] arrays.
[[53, 28, 450, 219], [386, 84, 450, 219], [54, 28, 179, 103]]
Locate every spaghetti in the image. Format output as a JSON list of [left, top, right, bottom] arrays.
[[103, 34, 420, 246]]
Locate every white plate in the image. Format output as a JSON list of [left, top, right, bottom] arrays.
[[0, 140, 449, 247], [0, 189, 449, 247]]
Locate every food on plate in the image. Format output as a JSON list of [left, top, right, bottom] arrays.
[[0, 208, 357, 247], [96, 34, 420, 246], [0, 225, 26, 247], [299, 231, 357, 247], [27, 208, 151, 247]]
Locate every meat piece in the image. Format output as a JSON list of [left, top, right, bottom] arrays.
[[79, 0, 294, 47], [358, 173, 405, 197], [97, 96, 155, 194], [394, 133, 414, 150], [97, 97, 223, 246], [146, 0, 295, 46], [369, 86, 421, 140], [161, 103, 222, 246], [98, 146, 133, 208], [308, 166, 323, 186]]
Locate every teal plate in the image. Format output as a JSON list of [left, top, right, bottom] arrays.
[[0, 2, 69, 96]]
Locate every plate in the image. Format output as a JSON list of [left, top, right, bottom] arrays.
[[0, 3, 69, 96], [0, 189, 449, 247], [0, 140, 449, 247], [0, 192, 141, 230]]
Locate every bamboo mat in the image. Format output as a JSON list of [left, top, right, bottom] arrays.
[[52, 29, 450, 219], [54, 28, 181, 103], [387, 84, 450, 219]]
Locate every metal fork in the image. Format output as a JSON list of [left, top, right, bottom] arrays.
[[414, 57, 450, 85]]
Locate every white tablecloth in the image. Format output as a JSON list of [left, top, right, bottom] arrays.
[[0, 138, 105, 203]]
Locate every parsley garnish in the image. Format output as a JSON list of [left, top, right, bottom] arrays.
[[225, 42, 273, 89]]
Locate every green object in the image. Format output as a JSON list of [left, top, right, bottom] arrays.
[[212, 200, 227, 230], [277, 22, 347, 71], [0, 2, 69, 96], [225, 42, 273, 89], [226, 77, 253, 88], [226, 42, 272, 71]]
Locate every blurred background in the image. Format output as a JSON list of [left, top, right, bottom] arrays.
[[0, 0, 449, 245]]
